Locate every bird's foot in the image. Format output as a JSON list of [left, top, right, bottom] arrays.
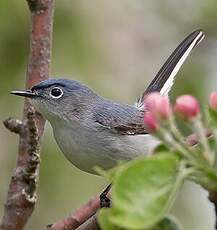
[[100, 183, 112, 208]]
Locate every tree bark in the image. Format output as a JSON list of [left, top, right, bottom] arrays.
[[0, 1, 54, 229], [47, 196, 100, 230], [76, 213, 100, 230]]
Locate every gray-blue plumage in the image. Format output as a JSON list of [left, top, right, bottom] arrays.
[[32, 78, 147, 135], [11, 30, 205, 174]]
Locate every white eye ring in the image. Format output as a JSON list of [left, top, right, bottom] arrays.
[[50, 87, 63, 98]]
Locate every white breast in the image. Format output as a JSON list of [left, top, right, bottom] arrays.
[[51, 120, 160, 174]]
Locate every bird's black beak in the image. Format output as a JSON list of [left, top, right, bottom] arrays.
[[10, 90, 37, 98]]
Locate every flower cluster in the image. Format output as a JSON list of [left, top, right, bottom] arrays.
[[143, 92, 217, 166], [144, 93, 202, 132]]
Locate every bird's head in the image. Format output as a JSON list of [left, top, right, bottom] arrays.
[[11, 79, 97, 122]]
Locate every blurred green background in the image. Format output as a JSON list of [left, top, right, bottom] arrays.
[[0, 1, 217, 229]]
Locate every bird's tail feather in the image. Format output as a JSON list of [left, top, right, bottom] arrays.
[[136, 29, 205, 109]]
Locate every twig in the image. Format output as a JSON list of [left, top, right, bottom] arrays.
[[3, 118, 24, 134], [47, 196, 100, 230], [0, 1, 54, 229], [76, 213, 100, 230]]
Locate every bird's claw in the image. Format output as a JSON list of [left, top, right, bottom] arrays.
[[99, 183, 112, 208]]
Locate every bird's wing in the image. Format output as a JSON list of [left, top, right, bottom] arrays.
[[135, 29, 205, 109], [93, 102, 148, 135]]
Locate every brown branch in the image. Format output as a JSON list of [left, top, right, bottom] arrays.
[[47, 196, 100, 230], [0, 1, 54, 229], [76, 213, 100, 230]]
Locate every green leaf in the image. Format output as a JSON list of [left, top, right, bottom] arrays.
[[150, 215, 183, 230], [98, 209, 116, 230], [98, 209, 124, 230], [94, 162, 127, 181], [153, 144, 170, 154], [98, 210, 184, 230], [106, 154, 185, 229]]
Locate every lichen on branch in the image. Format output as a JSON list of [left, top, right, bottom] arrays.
[[0, 1, 54, 229]]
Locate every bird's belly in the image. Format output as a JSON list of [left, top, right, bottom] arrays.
[[52, 125, 159, 174]]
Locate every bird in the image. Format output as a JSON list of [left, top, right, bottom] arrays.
[[11, 30, 204, 176]]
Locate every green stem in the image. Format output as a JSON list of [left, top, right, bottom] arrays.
[[163, 161, 193, 213], [169, 116, 196, 156], [193, 118, 214, 165], [157, 127, 194, 160], [213, 129, 217, 168]]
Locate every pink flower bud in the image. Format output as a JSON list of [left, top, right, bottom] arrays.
[[144, 92, 171, 120], [174, 95, 200, 120], [144, 112, 159, 132], [209, 92, 217, 110]]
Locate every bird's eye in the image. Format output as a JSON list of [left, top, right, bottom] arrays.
[[50, 87, 63, 98]]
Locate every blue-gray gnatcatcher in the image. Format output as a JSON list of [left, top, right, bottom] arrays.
[[11, 30, 204, 175]]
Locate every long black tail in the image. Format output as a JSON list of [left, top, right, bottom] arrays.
[[136, 30, 204, 109]]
